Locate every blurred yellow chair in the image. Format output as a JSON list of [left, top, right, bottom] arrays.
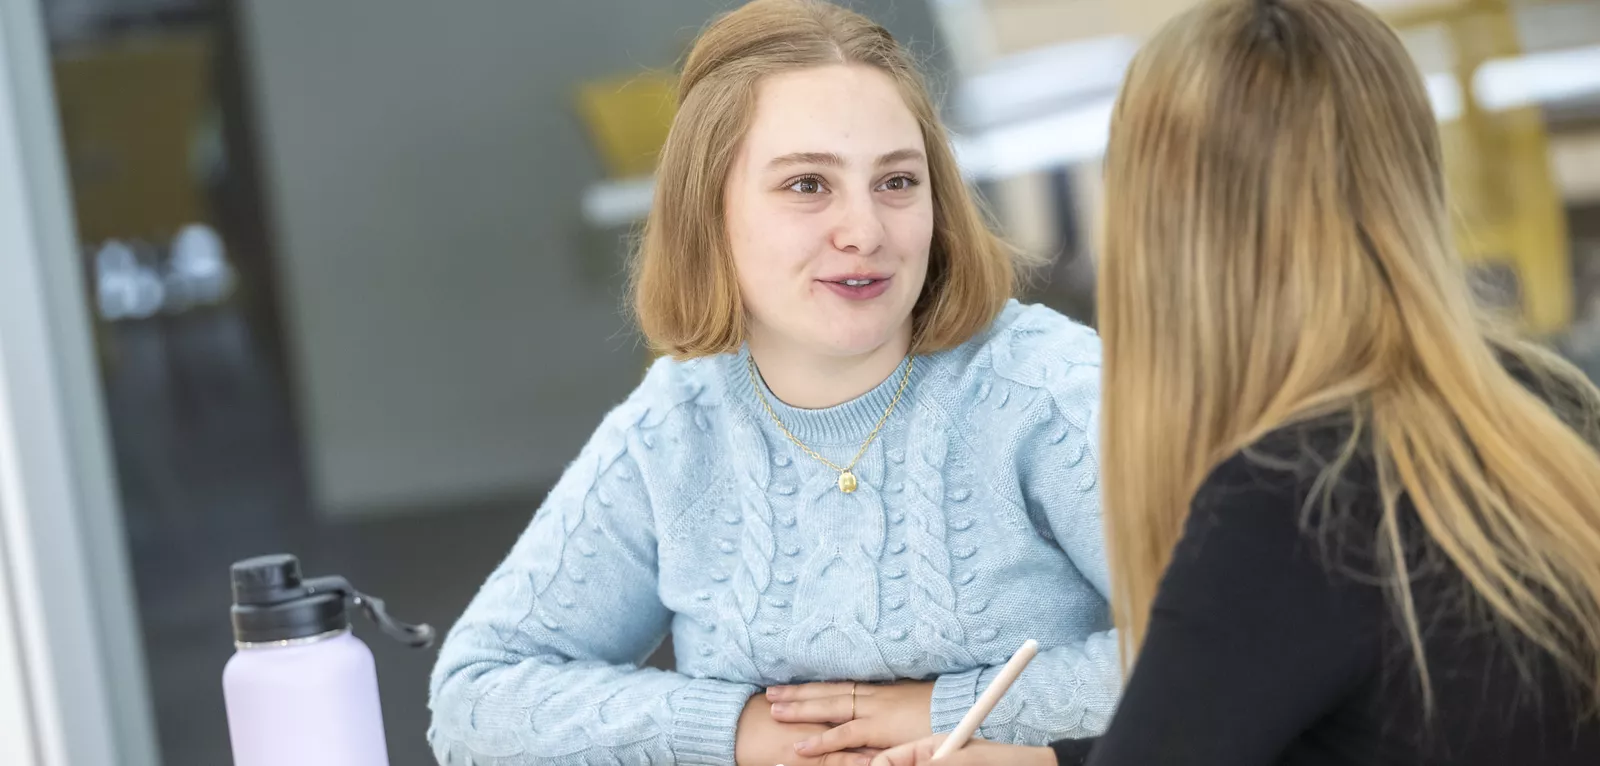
[[1388, 0, 1574, 336], [576, 71, 678, 179]]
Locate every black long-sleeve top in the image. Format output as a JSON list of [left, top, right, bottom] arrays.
[[1052, 420, 1600, 766]]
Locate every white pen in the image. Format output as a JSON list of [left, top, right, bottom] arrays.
[[931, 638, 1040, 760]]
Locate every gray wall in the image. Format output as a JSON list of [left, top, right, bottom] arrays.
[[238, 0, 948, 518]]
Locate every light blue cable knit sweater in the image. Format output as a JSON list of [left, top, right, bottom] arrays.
[[428, 301, 1120, 765]]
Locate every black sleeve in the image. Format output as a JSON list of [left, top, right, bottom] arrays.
[[1050, 453, 1384, 766], [1051, 737, 1094, 765]]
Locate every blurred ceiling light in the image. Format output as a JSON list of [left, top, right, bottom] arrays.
[[582, 176, 657, 230], [1425, 72, 1464, 122], [953, 97, 1117, 181], [1359, 0, 1463, 12], [957, 71, 1460, 180], [1475, 44, 1600, 111], [956, 36, 1139, 127]]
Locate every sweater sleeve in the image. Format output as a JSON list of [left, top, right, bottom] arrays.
[[427, 398, 756, 765], [1068, 453, 1382, 766], [931, 360, 1121, 745]]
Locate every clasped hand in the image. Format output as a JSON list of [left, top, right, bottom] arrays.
[[735, 680, 935, 766]]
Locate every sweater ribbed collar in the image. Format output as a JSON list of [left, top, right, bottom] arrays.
[[725, 346, 928, 448]]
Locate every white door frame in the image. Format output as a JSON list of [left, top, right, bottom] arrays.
[[0, 0, 162, 763]]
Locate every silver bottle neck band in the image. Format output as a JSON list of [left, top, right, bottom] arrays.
[[235, 625, 350, 650]]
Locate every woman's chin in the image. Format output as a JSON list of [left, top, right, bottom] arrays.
[[810, 329, 907, 360], [800, 310, 912, 358]]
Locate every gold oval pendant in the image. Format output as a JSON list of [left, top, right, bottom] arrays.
[[838, 471, 858, 493]]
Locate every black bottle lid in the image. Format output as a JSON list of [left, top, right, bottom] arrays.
[[229, 554, 434, 648]]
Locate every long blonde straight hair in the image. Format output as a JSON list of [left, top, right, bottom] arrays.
[[1100, 0, 1600, 707]]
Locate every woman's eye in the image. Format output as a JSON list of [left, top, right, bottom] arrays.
[[879, 175, 919, 192], [788, 176, 826, 194]]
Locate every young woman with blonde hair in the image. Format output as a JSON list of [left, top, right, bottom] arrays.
[[877, 0, 1600, 764], [427, 1, 1119, 764]]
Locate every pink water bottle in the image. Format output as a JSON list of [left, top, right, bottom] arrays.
[[223, 554, 434, 766]]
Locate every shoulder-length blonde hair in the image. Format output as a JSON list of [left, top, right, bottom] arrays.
[[1100, 0, 1600, 708], [631, 0, 1017, 360]]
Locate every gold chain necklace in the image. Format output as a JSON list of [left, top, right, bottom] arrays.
[[747, 355, 913, 493]]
